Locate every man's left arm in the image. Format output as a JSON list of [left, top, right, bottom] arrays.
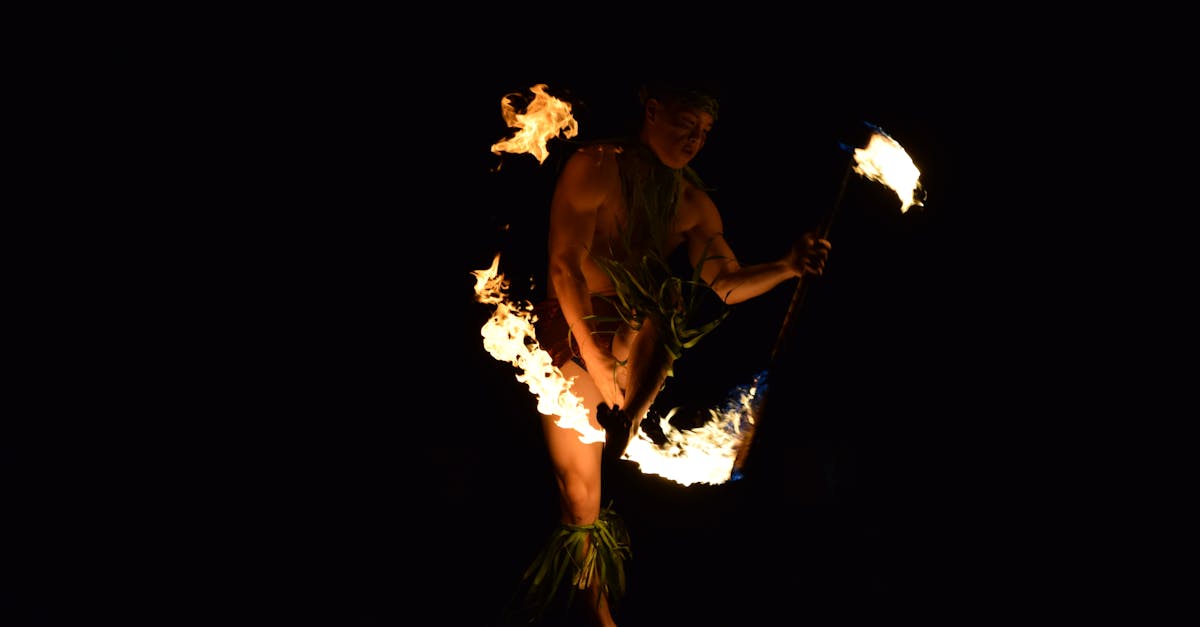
[[685, 191, 827, 305]]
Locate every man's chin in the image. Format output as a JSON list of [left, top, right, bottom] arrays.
[[665, 154, 693, 168]]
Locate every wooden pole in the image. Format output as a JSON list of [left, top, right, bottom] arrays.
[[730, 159, 853, 479]]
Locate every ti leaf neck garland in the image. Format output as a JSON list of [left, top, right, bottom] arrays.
[[586, 139, 730, 364]]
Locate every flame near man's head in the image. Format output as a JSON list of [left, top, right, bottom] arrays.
[[490, 84, 578, 165]]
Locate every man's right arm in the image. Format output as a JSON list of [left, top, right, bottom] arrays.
[[546, 148, 625, 409]]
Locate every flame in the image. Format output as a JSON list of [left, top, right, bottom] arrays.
[[490, 84, 579, 165], [852, 128, 925, 213], [622, 374, 764, 486], [471, 254, 604, 443]]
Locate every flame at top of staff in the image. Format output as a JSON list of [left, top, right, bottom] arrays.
[[849, 123, 925, 213], [490, 84, 579, 165]]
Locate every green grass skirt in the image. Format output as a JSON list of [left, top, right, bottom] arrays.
[[506, 505, 631, 624]]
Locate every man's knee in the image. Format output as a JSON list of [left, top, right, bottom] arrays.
[[559, 479, 601, 523]]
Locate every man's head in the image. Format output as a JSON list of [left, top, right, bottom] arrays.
[[638, 81, 719, 169]]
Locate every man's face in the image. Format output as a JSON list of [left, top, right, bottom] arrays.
[[646, 99, 714, 169]]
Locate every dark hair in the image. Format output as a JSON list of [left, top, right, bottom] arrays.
[[638, 80, 720, 121]]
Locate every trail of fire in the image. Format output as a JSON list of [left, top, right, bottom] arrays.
[[471, 253, 603, 444], [471, 253, 761, 486]]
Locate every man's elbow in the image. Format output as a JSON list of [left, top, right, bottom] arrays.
[[707, 276, 738, 304], [547, 260, 581, 286]]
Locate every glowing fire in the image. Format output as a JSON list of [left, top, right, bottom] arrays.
[[471, 253, 603, 443], [852, 126, 925, 213], [623, 375, 764, 486], [490, 84, 579, 165]]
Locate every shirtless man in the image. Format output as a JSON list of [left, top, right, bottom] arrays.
[[518, 81, 831, 626]]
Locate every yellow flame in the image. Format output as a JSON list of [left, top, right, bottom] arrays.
[[622, 380, 760, 486], [490, 84, 579, 165], [853, 132, 925, 213], [471, 254, 604, 443]]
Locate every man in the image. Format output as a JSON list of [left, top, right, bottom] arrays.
[[515, 81, 831, 626]]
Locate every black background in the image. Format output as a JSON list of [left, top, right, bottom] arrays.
[[9, 57, 1073, 626]]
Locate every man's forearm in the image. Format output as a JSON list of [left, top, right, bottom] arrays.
[[549, 267, 604, 357], [709, 261, 798, 305]]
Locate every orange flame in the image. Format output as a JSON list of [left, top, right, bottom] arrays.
[[852, 131, 925, 213], [490, 84, 579, 164], [471, 254, 604, 443]]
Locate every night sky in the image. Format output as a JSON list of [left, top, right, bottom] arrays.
[[10, 70, 1041, 626]]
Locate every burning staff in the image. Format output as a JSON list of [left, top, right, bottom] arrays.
[[730, 121, 926, 479], [479, 80, 840, 625]]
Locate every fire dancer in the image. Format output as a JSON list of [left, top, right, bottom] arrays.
[[511, 81, 831, 625]]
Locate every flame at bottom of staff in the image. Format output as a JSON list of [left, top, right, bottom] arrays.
[[623, 372, 765, 487], [472, 253, 766, 486]]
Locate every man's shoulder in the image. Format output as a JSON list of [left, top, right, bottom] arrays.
[[563, 143, 622, 176], [571, 143, 623, 160]]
